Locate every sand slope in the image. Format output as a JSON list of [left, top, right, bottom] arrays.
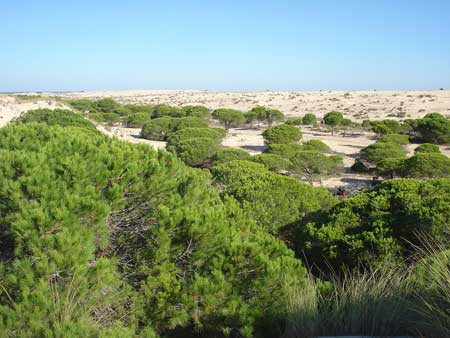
[[40, 89, 450, 121]]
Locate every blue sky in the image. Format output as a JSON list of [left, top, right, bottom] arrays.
[[2, 0, 450, 92]]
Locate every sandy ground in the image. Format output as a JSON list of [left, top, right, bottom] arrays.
[[2, 91, 449, 190], [96, 124, 167, 149], [0, 95, 67, 127], [39, 89, 450, 121], [222, 126, 376, 189]]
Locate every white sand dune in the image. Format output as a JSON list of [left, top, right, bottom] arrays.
[[39, 89, 450, 122]]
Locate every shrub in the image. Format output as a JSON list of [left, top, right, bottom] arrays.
[[125, 112, 152, 127], [174, 116, 209, 130], [167, 136, 219, 166], [402, 153, 450, 178], [265, 109, 285, 127], [323, 112, 344, 134], [302, 113, 317, 125], [0, 123, 310, 337], [376, 158, 406, 178], [212, 108, 245, 130], [17, 108, 96, 129], [290, 151, 344, 184], [141, 117, 208, 141], [152, 104, 184, 118], [141, 117, 174, 140], [380, 133, 410, 145], [166, 127, 226, 166], [212, 160, 336, 233], [300, 179, 450, 271], [166, 127, 226, 145], [252, 153, 292, 172], [88, 112, 121, 124], [95, 98, 119, 113], [262, 124, 302, 144], [67, 99, 96, 112], [123, 104, 154, 115], [181, 105, 210, 119], [372, 124, 391, 135], [114, 105, 133, 116], [415, 143, 441, 154], [369, 119, 403, 135], [301, 140, 331, 152], [285, 118, 303, 126], [265, 142, 304, 160], [360, 141, 406, 164], [415, 113, 450, 144], [244, 110, 258, 128], [212, 148, 251, 164], [340, 118, 354, 128]]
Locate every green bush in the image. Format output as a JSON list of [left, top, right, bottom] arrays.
[[285, 118, 303, 126], [415, 113, 450, 144], [123, 104, 154, 115], [246, 106, 284, 127], [262, 124, 302, 144], [369, 119, 403, 135], [181, 105, 210, 119], [212, 148, 251, 164], [402, 153, 450, 178], [212, 108, 245, 130], [88, 112, 121, 124], [0, 123, 310, 337], [141, 117, 174, 140], [265, 109, 285, 127], [301, 140, 331, 152], [323, 112, 344, 134], [252, 153, 292, 172], [212, 160, 336, 233], [166, 127, 226, 145], [244, 110, 258, 128], [302, 113, 317, 125], [17, 108, 96, 129], [290, 151, 344, 184], [152, 104, 184, 118], [67, 99, 96, 112], [174, 116, 209, 130], [415, 143, 441, 154], [95, 98, 119, 113], [359, 141, 406, 164], [166, 127, 226, 166], [167, 136, 219, 166], [265, 142, 304, 160], [380, 133, 410, 145], [141, 117, 208, 141], [300, 179, 450, 271], [376, 158, 406, 178], [125, 112, 152, 128]]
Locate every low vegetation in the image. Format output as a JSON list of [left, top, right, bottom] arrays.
[[1, 104, 450, 338], [262, 124, 302, 144]]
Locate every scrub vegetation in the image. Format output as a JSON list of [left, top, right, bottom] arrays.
[[1, 101, 450, 338]]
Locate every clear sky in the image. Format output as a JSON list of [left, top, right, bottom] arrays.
[[2, 0, 450, 92]]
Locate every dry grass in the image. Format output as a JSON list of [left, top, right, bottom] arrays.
[[283, 266, 414, 338]]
